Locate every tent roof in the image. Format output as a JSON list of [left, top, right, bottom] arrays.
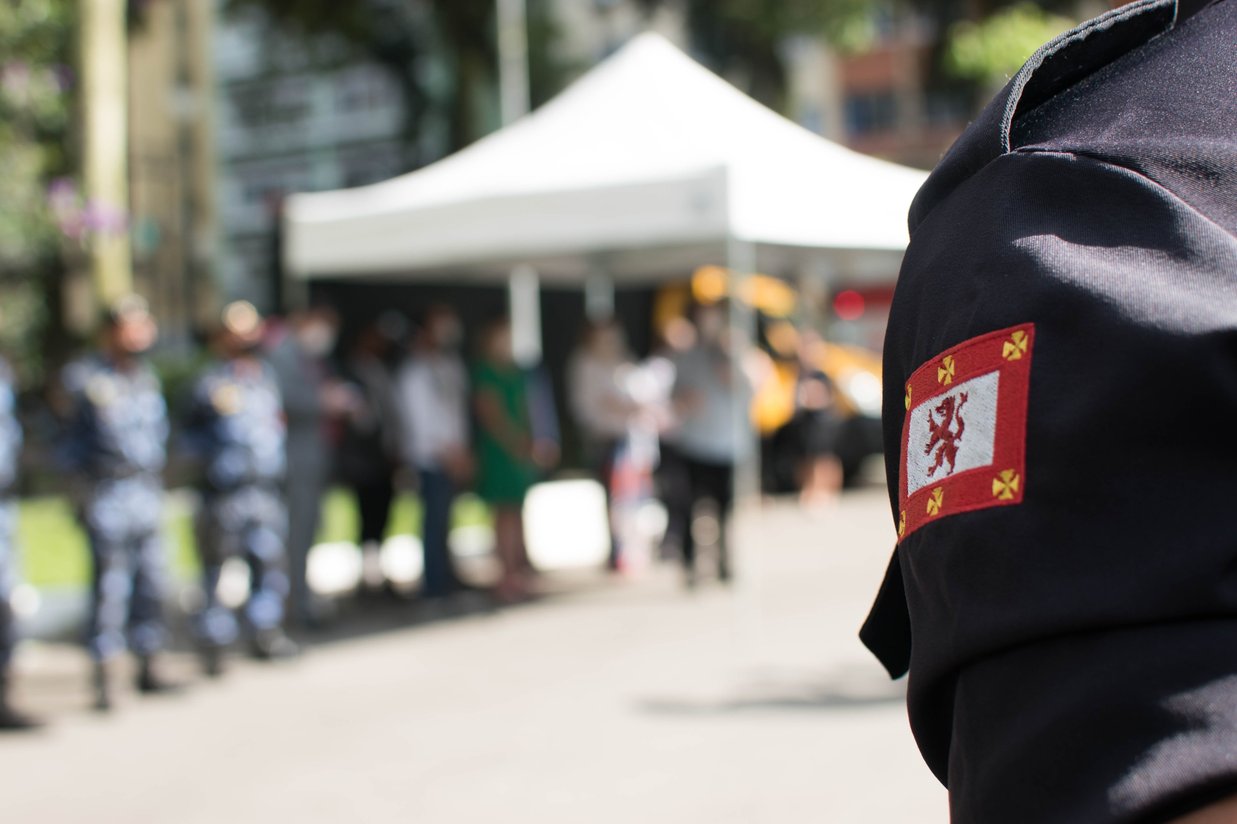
[[284, 33, 928, 283]]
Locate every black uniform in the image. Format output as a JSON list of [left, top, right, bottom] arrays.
[[860, 1, 1237, 821]]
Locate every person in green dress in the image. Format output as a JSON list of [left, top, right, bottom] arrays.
[[472, 317, 557, 601]]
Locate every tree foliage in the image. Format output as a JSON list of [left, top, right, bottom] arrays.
[[0, 0, 73, 274], [0, 0, 76, 380], [945, 3, 1074, 88]]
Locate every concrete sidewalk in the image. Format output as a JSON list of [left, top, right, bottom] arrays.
[[0, 488, 944, 823]]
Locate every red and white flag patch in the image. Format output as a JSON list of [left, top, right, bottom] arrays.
[[897, 323, 1034, 542]]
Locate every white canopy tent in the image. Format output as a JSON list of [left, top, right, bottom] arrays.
[[285, 33, 929, 509], [283, 32, 928, 287]]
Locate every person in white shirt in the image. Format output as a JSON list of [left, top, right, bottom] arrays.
[[394, 306, 471, 599], [568, 320, 638, 570]]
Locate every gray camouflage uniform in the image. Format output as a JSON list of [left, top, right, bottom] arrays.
[[183, 358, 290, 647], [60, 355, 170, 662], [0, 360, 22, 672]]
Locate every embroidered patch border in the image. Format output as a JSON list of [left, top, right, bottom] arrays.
[[897, 323, 1034, 542]]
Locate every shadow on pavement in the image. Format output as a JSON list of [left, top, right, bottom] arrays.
[[635, 663, 906, 715], [293, 567, 624, 649]]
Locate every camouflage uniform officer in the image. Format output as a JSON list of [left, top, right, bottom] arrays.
[[183, 302, 299, 676], [60, 296, 179, 710], [0, 357, 38, 729]]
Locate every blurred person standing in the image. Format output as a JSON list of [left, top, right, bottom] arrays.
[[472, 317, 557, 602], [793, 330, 842, 507], [753, 320, 803, 495], [339, 314, 404, 592], [0, 354, 38, 730], [667, 302, 754, 587], [395, 305, 471, 600], [567, 319, 637, 570], [182, 302, 299, 677], [653, 316, 696, 562], [59, 296, 180, 711], [267, 305, 354, 628]]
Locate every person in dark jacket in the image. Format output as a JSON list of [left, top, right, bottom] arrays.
[[339, 315, 403, 593], [267, 305, 356, 628], [860, 1, 1237, 821]]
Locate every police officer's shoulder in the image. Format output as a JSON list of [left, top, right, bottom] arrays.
[[908, 0, 1228, 232], [59, 353, 103, 396]]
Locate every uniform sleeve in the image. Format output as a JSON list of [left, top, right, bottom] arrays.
[[882, 148, 1237, 820], [176, 375, 213, 465], [54, 361, 91, 473]]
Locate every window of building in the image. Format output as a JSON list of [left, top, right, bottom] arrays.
[[234, 159, 314, 210], [844, 91, 899, 137], [335, 66, 400, 114], [226, 235, 280, 309], [924, 88, 974, 127], [229, 77, 312, 131]]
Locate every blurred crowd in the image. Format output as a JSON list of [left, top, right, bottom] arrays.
[[0, 290, 855, 731]]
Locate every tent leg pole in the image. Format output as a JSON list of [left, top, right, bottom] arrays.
[[725, 236, 762, 651], [725, 238, 759, 508], [509, 264, 542, 367], [584, 265, 615, 321]]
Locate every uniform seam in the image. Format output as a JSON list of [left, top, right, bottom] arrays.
[[997, 0, 1173, 152], [1012, 146, 1237, 240]]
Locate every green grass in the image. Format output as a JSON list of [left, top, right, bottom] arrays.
[[16, 488, 492, 589]]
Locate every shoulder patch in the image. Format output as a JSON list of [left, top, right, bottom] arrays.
[[86, 374, 118, 408], [211, 383, 242, 416], [898, 323, 1034, 541]]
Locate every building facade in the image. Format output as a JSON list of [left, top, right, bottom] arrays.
[[212, 2, 416, 311]]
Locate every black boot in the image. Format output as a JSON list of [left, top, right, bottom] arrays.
[[200, 646, 225, 679], [92, 662, 113, 712], [717, 546, 732, 584], [135, 656, 183, 696], [249, 629, 301, 662], [0, 675, 41, 731]]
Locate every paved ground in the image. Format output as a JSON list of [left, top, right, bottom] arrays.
[[0, 488, 945, 823]]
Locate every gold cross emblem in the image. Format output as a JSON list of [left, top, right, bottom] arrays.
[[926, 487, 944, 517], [1002, 330, 1029, 361], [904, 385, 912, 410], [937, 355, 956, 386], [992, 469, 1021, 500], [898, 511, 906, 537]]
